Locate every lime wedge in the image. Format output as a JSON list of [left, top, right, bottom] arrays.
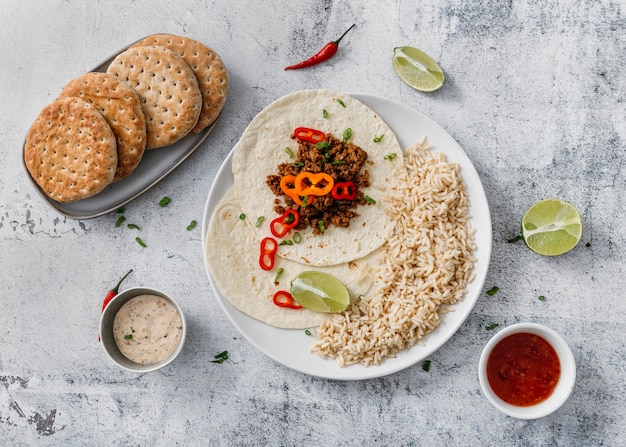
[[522, 199, 582, 256], [392, 46, 445, 92], [290, 271, 350, 313]]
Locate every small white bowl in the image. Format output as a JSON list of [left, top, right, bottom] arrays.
[[478, 322, 576, 419], [99, 287, 187, 373]]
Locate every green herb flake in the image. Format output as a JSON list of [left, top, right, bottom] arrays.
[[274, 267, 284, 284], [115, 216, 126, 227], [127, 223, 140, 230], [323, 109, 329, 118], [486, 286, 500, 296], [159, 197, 171, 207], [330, 160, 347, 166], [373, 134, 385, 143], [422, 360, 431, 372], [305, 329, 312, 336], [210, 350, 229, 364], [316, 142, 330, 151], [187, 220, 197, 231], [486, 323, 499, 331], [116, 207, 125, 214], [135, 237, 147, 248], [292, 161, 305, 168], [255, 216, 264, 228], [318, 220, 326, 233], [239, 213, 246, 220], [538, 295, 546, 301], [384, 153, 397, 160], [508, 234, 523, 243], [342, 128, 352, 143], [336, 98, 346, 107], [301, 196, 309, 207], [284, 147, 293, 158], [365, 196, 376, 204], [279, 240, 293, 246], [293, 232, 302, 244], [124, 334, 133, 340]]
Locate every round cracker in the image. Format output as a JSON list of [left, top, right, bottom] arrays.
[[59, 72, 147, 181], [106, 46, 202, 149], [130, 34, 228, 134], [24, 97, 117, 203]]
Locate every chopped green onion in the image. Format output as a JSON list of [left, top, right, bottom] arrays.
[[115, 216, 126, 227], [486, 323, 499, 331], [342, 128, 352, 143], [255, 216, 264, 227], [336, 98, 346, 107], [486, 286, 499, 296], [301, 196, 308, 207], [316, 142, 330, 150], [187, 220, 197, 231], [384, 153, 397, 160], [318, 220, 326, 233], [293, 232, 302, 243], [292, 161, 305, 168], [127, 223, 140, 230], [365, 196, 376, 204], [210, 350, 229, 364], [116, 207, 125, 213], [373, 134, 385, 143], [305, 329, 312, 336], [324, 152, 331, 159], [124, 334, 133, 340], [239, 213, 246, 220], [508, 234, 523, 243], [422, 360, 431, 372], [538, 295, 546, 301], [159, 197, 171, 207], [284, 147, 293, 158], [274, 268, 284, 283], [135, 237, 147, 248], [279, 240, 293, 246], [323, 109, 329, 118], [330, 160, 346, 166]]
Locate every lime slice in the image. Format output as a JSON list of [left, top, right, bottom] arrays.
[[290, 271, 350, 313], [521, 199, 582, 256], [392, 46, 445, 92]]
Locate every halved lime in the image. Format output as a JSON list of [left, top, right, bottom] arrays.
[[290, 271, 350, 313], [522, 199, 582, 256], [392, 46, 445, 92]]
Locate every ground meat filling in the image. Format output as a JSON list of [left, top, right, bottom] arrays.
[[266, 133, 371, 234]]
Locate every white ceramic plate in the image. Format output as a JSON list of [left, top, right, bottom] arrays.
[[23, 38, 219, 219], [202, 93, 492, 380]]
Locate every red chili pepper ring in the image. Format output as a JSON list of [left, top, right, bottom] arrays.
[[293, 127, 325, 144], [270, 209, 300, 238], [332, 181, 357, 201], [273, 290, 303, 309], [259, 237, 278, 271]]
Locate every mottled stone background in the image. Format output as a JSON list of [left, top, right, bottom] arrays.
[[1, 0, 624, 445]]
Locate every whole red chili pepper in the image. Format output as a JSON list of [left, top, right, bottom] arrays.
[[101, 269, 133, 311], [331, 181, 357, 200], [284, 24, 356, 70], [293, 127, 326, 144], [270, 209, 300, 238], [259, 237, 279, 271], [273, 290, 303, 309]]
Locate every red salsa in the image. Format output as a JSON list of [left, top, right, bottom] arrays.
[[486, 332, 560, 406]]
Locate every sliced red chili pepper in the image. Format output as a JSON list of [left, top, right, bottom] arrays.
[[284, 24, 356, 70], [270, 209, 300, 238], [273, 290, 303, 309], [294, 172, 334, 196], [259, 237, 278, 271], [293, 127, 325, 144], [331, 181, 357, 200], [279, 174, 314, 206]]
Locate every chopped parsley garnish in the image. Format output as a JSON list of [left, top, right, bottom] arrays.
[[159, 197, 171, 207], [210, 350, 229, 364], [486, 286, 499, 296]]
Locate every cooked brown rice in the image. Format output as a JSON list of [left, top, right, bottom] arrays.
[[311, 139, 477, 367]]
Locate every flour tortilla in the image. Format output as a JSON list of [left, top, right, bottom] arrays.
[[205, 188, 383, 329], [231, 89, 405, 267]]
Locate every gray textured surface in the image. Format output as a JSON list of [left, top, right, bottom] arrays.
[[1, 0, 625, 445]]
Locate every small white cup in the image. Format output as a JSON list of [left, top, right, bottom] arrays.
[[478, 322, 576, 419], [99, 287, 187, 373]]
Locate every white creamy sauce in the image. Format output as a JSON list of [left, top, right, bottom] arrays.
[[113, 294, 182, 365]]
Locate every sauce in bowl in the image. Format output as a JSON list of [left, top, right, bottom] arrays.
[[486, 332, 561, 406], [113, 294, 183, 365]]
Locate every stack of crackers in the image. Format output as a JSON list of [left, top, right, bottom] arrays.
[[24, 34, 228, 203]]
